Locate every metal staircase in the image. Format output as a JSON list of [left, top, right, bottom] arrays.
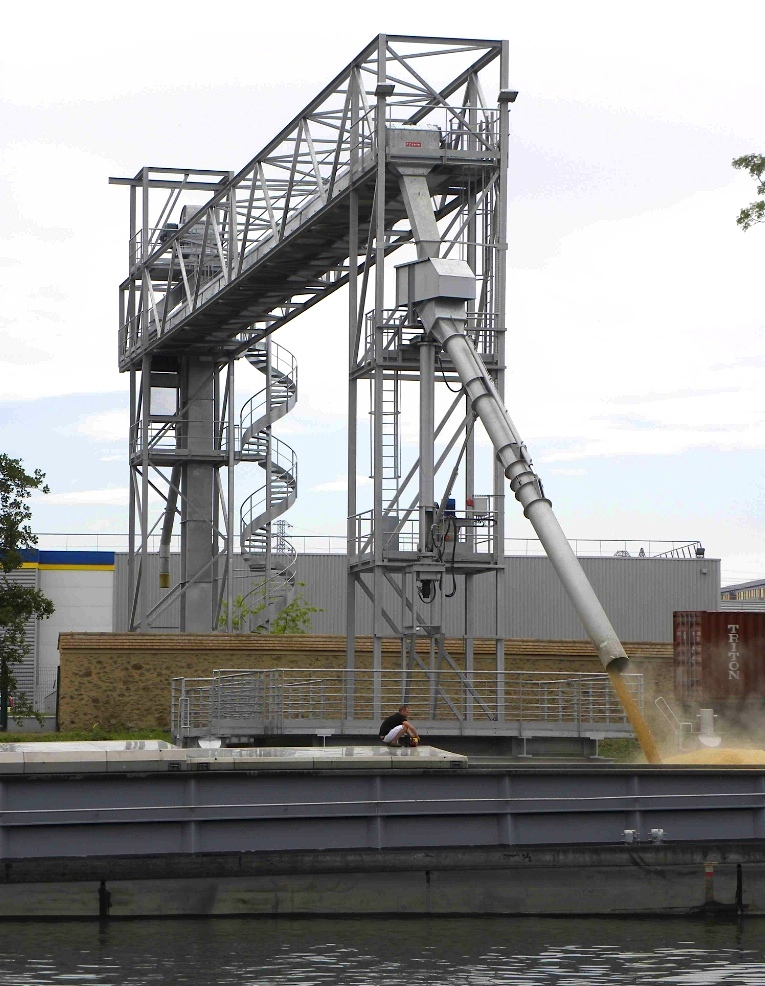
[[239, 339, 298, 630]]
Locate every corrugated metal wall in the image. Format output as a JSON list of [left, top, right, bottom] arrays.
[[5, 568, 39, 695], [721, 599, 765, 613], [113, 553, 720, 642]]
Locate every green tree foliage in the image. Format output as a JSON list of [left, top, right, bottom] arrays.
[[0, 455, 55, 727], [0, 455, 49, 572], [217, 594, 260, 632], [268, 587, 322, 634], [218, 583, 322, 634], [732, 154, 765, 231]]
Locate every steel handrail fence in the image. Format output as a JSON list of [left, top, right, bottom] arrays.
[[171, 668, 643, 739], [654, 696, 695, 750], [34, 532, 706, 558], [33, 668, 58, 716]]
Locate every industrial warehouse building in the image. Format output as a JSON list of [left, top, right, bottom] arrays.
[[721, 578, 765, 610], [12, 547, 721, 711]]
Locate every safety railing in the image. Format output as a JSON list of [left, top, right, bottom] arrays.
[[6, 668, 52, 718], [652, 541, 705, 559], [33, 668, 58, 716], [129, 418, 233, 456], [34, 532, 708, 561], [386, 104, 500, 152], [654, 696, 695, 751], [240, 438, 297, 528], [171, 677, 214, 734], [118, 40, 505, 366], [350, 505, 497, 560], [129, 226, 183, 269], [127, 419, 301, 461], [503, 538, 707, 559], [171, 668, 643, 740], [363, 309, 500, 366], [238, 339, 298, 632], [240, 341, 297, 440]]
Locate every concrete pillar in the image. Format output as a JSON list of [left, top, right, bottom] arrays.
[[180, 356, 216, 631]]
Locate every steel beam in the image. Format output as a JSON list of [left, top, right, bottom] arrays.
[[1, 764, 765, 860]]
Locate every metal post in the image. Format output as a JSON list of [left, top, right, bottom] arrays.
[[371, 35, 388, 723], [226, 356, 235, 633], [0, 645, 7, 733], [494, 40, 511, 721], [140, 354, 151, 631], [264, 337, 273, 623], [211, 367, 221, 619], [128, 368, 137, 630], [465, 576, 475, 721], [464, 74, 478, 719], [345, 58, 362, 723], [346, 177, 359, 718]]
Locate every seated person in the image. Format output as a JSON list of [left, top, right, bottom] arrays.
[[379, 704, 420, 746]]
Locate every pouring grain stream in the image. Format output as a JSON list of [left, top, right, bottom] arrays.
[[608, 666, 662, 764]]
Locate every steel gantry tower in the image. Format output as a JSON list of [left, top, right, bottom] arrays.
[[112, 36, 655, 758], [112, 169, 300, 632], [344, 39, 512, 722]]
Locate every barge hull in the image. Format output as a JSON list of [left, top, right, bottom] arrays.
[[0, 844, 758, 917]]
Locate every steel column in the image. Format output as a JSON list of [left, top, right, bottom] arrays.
[[179, 356, 216, 632]]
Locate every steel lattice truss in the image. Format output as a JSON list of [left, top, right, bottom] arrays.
[[113, 34, 510, 641], [117, 36, 504, 370]]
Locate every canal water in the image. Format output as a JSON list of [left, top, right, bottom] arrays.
[[0, 915, 764, 984]]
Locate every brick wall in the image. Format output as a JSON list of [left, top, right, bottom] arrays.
[[58, 633, 673, 733]]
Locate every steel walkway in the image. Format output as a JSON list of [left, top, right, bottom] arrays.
[[170, 667, 644, 745]]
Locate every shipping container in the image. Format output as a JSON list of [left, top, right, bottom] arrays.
[[674, 611, 765, 704], [674, 611, 702, 703]]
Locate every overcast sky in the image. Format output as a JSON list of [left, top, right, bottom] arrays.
[[0, 0, 762, 585]]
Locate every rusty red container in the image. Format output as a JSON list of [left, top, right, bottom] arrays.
[[674, 611, 765, 704]]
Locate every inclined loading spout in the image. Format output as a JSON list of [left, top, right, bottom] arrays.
[[392, 159, 632, 675]]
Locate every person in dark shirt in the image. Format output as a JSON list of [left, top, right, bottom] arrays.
[[379, 705, 420, 746]]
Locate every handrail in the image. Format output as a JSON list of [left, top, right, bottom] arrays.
[[171, 667, 644, 740], [34, 532, 710, 558], [237, 337, 299, 631], [654, 696, 694, 750]]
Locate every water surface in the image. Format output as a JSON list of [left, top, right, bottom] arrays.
[[0, 915, 763, 984]]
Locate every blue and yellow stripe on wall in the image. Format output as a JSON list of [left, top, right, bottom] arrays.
[[21, 550, 115, 572]]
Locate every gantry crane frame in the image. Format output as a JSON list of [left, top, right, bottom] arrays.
[[112, 37, 646, 749], [112, 35, 509, 652]]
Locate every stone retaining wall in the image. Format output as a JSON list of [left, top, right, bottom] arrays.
[[57, 633, 673, 733]]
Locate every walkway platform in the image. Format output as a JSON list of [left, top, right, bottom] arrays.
[[170, 667, 645, 749]]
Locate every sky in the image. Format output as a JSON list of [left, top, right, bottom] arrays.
[[0, 0, 762, 586]]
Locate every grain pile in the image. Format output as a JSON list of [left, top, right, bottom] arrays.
[[663, 748, 765, 765]]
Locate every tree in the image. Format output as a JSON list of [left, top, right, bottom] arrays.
[[268, 586, 322, 634], [732, 154, 765, 231], [217, 594, 261, 632], [0, 455, 55, 728], [218, 583, 322, 634]]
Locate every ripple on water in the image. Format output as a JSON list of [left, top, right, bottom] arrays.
[[0, 917, 762, 985]]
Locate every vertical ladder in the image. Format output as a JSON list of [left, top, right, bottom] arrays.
[[380, 373, 400, 509]]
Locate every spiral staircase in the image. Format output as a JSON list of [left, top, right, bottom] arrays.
[[238, 339, 298, 631]]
